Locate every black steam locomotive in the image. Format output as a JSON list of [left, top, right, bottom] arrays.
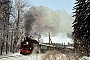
[[20, 36, 39, 55]]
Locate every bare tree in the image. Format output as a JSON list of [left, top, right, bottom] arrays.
[[0, 0, 11, 54], [11, 0, 30, 52]]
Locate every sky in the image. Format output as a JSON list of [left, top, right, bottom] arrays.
[[29, 0, 76, 14]]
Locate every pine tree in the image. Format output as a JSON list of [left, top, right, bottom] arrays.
[[72, 0, 90, 56], [84, 0, 90, 56]]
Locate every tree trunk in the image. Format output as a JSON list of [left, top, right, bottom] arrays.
[[6, 34, 8, 54], [10, 31, 13, 52], [1, 43, 4, 55], [6, 42, 8, 54], [12, 44, 14, 53], [1, 46, 3, 55]]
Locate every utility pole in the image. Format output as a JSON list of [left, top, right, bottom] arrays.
[[48, 32, 51, 51]]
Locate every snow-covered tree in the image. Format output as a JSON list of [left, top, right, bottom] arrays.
[[72, 0, 90, 56], [11, 0, 30, 53], [0, 0, 12, 55]]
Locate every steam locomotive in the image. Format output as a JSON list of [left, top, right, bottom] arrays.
[[20, 36, 39, 55]]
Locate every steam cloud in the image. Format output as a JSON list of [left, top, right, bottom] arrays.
[[24, 6, 74, 43]]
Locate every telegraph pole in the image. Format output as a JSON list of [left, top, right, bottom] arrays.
[[48, 32, 51, 51]]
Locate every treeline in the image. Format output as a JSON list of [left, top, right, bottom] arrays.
[[0, 0, 29, 55]]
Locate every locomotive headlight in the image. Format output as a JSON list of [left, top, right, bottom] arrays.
[[26, 42, 28, 44], [30, 48, 31, 49]]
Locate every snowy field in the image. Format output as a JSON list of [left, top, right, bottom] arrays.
[[0, 51, 90, 60]]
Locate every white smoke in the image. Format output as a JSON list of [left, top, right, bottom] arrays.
[[24, 6, 74, 44]]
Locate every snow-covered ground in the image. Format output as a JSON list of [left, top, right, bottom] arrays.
[[0, 51, 90, 60], [79, 56, 90, 60], [0, 52, 43, 60]]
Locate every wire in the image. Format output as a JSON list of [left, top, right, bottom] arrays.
[[59, 0, 63, 9], [56, 0, 63, 29], [61, 0, 72, 16], [29, 0, 32, 7], [65, 0, 71, 10]]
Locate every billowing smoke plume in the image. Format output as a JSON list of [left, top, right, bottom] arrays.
[[24, 11, 35, 36], [24, 6, 74, 43]]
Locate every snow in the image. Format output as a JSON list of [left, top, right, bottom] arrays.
[[0, 51, 90, 60], [0, 53, 43, 60], [79, 56, 90, 60]]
